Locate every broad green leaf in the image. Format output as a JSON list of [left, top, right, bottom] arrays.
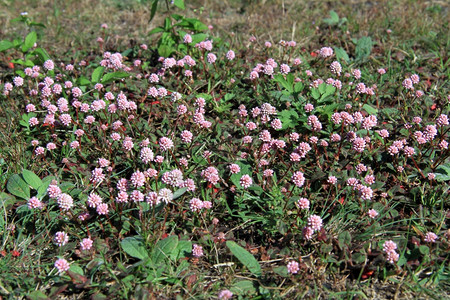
[[190, 33, 207, 44], [355, 36, 373, 61], [69, 264, 84, 275], [173, 0, 185, 10], [230, 161, 252, 187], [22, 31, 37, 52], [362, 104, 378, 115], [278, 109, 299, 130], [334, 47, 350, 63], [91, 66, 105, 83], [419, 245, 430, 255], [149, 26, 165, 35], [273, 266, 289, 277], [157, 45, 175, 58], [323, 10, 339, 26], [37, 176, 55, 198], [338, 231, 352, 248], [152, 235, 178, 264], [22, 169, 43, 190], [149, 0, 158, 22], [175, 240, 192, 260], [32, 47, 50, 63], [230, 280, 258, 295], [7, 174, 30, 200], [121, 236, 148, 260], [0, 192, 16, 209], [0, 40, 14, 52], [226, 241, 262, 277], [101, 71, 129, 84], [172, 187, 187, 200], [77, 76, 91, 86], [311, 88, 320, 100], [27, 291, 48, 300]]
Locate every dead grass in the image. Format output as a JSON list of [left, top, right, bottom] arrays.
[[0, 0, 447, 56]]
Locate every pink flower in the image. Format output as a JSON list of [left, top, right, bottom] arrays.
[[287, 261, 299, 274], [159, 137, 174, 151], [192, 244, 204, 257], [368, 209, 378, 219], [28, 197, 43, 209], [87, 192, 103, 208], [240, 174, 252, 189], [96, 203, 108, 215], [226, 50, 235, 60], [304, 103, 314, 112], [54, 231, 69, 247], [327, 176, 337, 185], [54, 258, 70, 273], [43, 60, 54, 70], [57, 193, 73, 211], [383, 240, 397, 252], [291, 171, 305, 187], [80, 238, 93, 250], [229, 164, 240, 174], [218, 289, 233, 300], [319, 47, 333, 58], [131, 171, 146, 187], [308, 215, 323, 231], [424, 232, 438, 243], [303, 226, 314, 240], [271, 119, 282, 130], [296, 197, 310, 210]]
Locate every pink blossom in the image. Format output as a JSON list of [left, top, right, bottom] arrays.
[[287, 261, 300, 274]]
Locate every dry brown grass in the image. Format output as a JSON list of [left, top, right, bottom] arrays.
[[0, 0, 447, 56]]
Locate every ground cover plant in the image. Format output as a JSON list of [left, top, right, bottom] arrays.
[[0, 0, 449, 299]]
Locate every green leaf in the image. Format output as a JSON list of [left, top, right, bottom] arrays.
[[101, 71, 129, 84], [226, 241, 262, 277], [338, 231, 352, 248], [150, 0, 158, 22], [230, 161, 252, 187], [22, 169, 43, 190], [273, 74, 293, 93], [190, 33, 207, 44], [323, 10, 339, 26], [27, 290, 48, 300], [419, 245, 430, 255], [0, 40, 14, 52], [362, 104, 378, 115], [7, 174, 30, 200], [355, 36, 373, 62], [273, 266, 289, 277], [22, 31, 37, 52], [278, 109, 299, 129], [32, 47, 50, 63], [157, 45, 175, 58], [149, 26, 165, 35], [77, 76, 91, 86], [311, 88, 320, 100], [173, 0, 185, 10], [334, 47, 350, 63], [0, 192, 16, 210], [175, 240, 192, 260], [152, 235, 179, 264], [69, 264, 84, 276], [91, 66, 105, 83], [352, 252, 366, 264], [121, 236, 148, 260], [37, 176, 55, 198], [230, 280, 258, 295], [172, 187, 187, 200]]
